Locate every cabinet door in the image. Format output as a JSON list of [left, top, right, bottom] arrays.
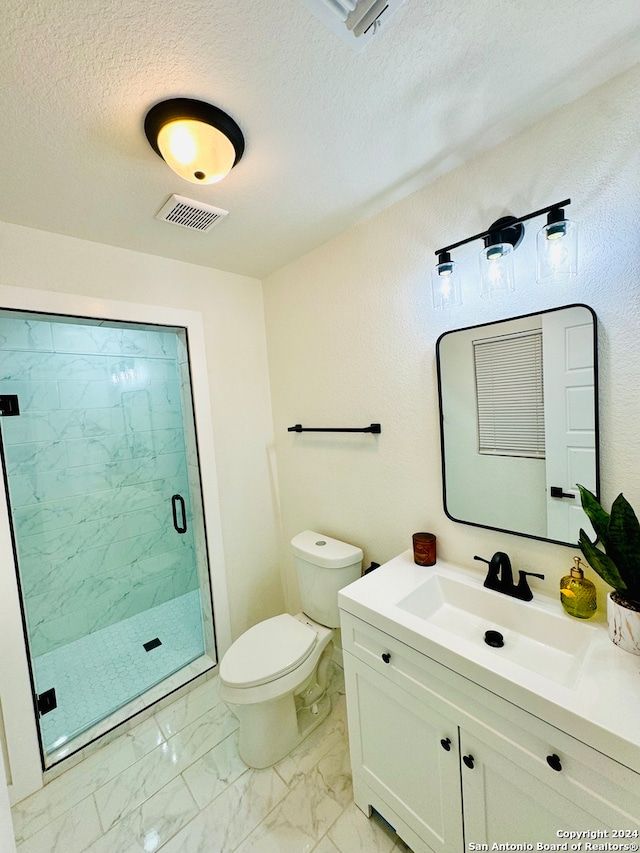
[[461, 726, 640, 844], [344, 651, 463, 853]]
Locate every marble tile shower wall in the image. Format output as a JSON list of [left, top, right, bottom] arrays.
[[0, 317, 199, 658]]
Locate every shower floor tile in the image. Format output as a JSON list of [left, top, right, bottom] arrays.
[[33, 590, 205, 755]]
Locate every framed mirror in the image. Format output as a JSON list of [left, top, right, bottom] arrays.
[[436, 304, 599, 546]]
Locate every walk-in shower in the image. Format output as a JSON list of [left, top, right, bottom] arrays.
[[0, 309, 217, 768]]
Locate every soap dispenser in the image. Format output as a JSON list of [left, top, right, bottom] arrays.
[[560, 557, 597, 619]]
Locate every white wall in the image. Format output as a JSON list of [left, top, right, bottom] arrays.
[[0, 223, 284, 639], [263, 63, 640, 613]]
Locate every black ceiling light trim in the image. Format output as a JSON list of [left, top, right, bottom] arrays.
[[144, 97, 245, 169]]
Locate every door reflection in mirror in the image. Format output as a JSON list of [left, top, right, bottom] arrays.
[[436, 304, 598, 546]]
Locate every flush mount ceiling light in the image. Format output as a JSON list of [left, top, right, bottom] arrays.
[[431, 199, 578, 308], [144, 98, 245, 185]]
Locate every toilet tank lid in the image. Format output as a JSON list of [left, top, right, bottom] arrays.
[[291, 530, 363, 569]]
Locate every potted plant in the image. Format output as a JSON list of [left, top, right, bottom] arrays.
[[577, 484, 640, 655]]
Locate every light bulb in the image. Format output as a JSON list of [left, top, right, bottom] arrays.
[[156, 119, 236, 184], [536, 219, 578, 283], [431, 258, 462, 308], [165, 123, 198, 165], [479, 243, 515, 296]]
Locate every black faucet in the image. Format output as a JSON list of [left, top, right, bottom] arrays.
[[474, 553, 544, 602]]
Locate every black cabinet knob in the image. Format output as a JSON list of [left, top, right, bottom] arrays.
[[463, 754, 475, 769], [546, 753, 562, 772], [440, 737, 452, 751], [381, 652, 391, 664]]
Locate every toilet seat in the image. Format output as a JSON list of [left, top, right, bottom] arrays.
[[220, 614, 317, 689]]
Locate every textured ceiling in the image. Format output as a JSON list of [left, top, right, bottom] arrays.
[[1, 0, 639, 278]]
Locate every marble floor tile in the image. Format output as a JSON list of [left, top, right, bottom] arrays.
[[312, 836, 343, 853], [43, 655, 214, 768], [154, 672, 223, 739], [94, 701, 237, 830], [233, 766, 344, 853], [181, 730, 247, 810], [308, 734, 354, 810], [327, 803, 400, 853], [159, 768, 289, 853], [11, 716, 165, 844], [15, 795, 102, 853], [82, 776, 198, 853], [11, 666, 414, 853]]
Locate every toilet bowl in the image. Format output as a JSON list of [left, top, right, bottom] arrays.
[[219, 613, 334, 768], [218, 531, 363, 768]]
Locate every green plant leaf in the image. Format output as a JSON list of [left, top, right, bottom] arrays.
[[607, 493, 640, 600], [578, 529, 628, 592], [577, 484, 610, 548]]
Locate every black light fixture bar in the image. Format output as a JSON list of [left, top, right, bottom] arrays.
[[435, 199, 571, 257]]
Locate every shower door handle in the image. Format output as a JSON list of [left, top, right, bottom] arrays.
[[171, 494, 187, 534]]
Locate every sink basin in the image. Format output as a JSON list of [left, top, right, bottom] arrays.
[[396, 573, 595, 688]]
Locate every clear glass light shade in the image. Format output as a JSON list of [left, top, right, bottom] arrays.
[[536, 219, 578, 283], [157, 119, 236, 184], [479, 243, 515, 297], [431, 261, 462, 309]]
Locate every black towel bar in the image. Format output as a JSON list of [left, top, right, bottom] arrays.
[[287, 423, 381, 434]]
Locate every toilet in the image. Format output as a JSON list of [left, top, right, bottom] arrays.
[[218, 530, 363, 768]]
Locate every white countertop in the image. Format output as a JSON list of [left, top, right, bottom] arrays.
[[338, 550, 640, 775]]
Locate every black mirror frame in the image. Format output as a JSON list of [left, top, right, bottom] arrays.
[[435, 303, 600, 547]]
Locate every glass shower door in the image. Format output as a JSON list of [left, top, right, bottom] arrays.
[[0, 311, 215, 762]]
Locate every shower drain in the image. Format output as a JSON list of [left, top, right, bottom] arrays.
[[143, 637, 162, 652]]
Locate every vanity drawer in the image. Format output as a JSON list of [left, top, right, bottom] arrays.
[[341, 610, 474, 715]]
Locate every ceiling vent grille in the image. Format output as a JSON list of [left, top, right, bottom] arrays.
[[300, 0, 407, 50], [155, 195, 229, 232]]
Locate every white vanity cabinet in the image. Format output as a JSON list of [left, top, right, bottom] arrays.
[[341, 611, 640, 853], [344, 648, 463, 853]]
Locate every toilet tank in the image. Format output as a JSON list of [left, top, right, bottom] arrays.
[[291, 530, 363, 628]]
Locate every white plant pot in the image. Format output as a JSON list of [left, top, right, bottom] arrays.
[[607, 592, 640, 655]]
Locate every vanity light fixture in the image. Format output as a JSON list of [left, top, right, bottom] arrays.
[[432, 199, 577, 308], [432, 250, 462, 308], [144, 98, 245, 185], [479, 215, 524, 298], [536, 205, 578, 283]]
